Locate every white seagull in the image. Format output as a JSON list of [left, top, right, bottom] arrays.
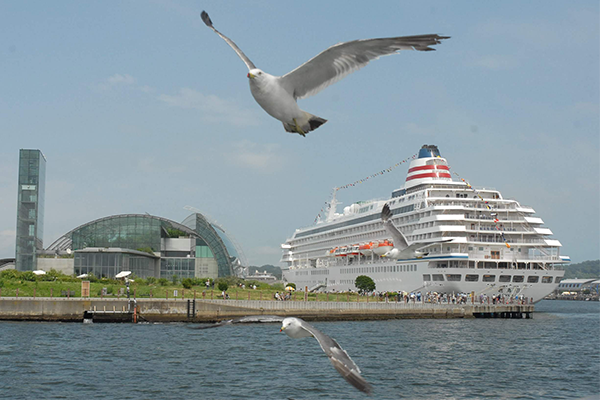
[[201, 11, 449, 137], [381, 202, 451, 259], [193, 315, 372, 394]]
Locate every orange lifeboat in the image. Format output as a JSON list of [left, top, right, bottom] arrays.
[[359, 242, 374, 256], [327, 247, 337, 257], [348, 244, 360, 257], [373, 239, 394, 256], [338, 246, 348, 257]]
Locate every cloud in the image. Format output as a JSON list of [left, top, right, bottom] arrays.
[[225, 140, 285, 170], [92, 73, 150, 92], [107, 73, 135, 85], [158, 88, 260, 127], [473, 55, 519, 71]]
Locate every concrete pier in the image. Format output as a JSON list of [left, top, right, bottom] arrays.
[[0, 297, 535, 322]]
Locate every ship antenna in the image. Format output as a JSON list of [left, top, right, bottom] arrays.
[[326, 189, 340, 222]]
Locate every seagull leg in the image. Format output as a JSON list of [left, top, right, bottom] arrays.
[[293, 118, 306, 137]]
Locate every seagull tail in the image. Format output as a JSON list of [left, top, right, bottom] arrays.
[[283, 112, 327, 136]]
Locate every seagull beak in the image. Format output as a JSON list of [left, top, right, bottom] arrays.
[[247, 72, 255, 79], [280, 326, 285, 332]]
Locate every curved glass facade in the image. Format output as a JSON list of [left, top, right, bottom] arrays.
[[181, 214, 234, 277], [71, 215, 164, 251]]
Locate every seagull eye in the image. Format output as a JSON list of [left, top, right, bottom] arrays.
[[258, 72, 262, 75]]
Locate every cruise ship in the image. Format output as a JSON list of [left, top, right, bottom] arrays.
[[280, 145, 569, 303]]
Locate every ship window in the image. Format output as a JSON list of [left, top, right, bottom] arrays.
[[465, 275, 479, 282], [423, 274, 431, 281], [446, 274, 461, 281], [527, 276, 539, 283], [512, 275, 524, 283], [432, 274, 444, 281], [499, 275, 511, 283], [483, 275, 496, 282], [542, 276, 553, 284]]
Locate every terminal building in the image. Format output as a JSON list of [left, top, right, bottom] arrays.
[[41, 213, 246, 279]]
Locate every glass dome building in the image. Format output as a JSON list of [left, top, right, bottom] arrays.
[[44, 213, 245, 279]]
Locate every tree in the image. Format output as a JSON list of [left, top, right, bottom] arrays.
[[217, 282, 228, 292], [181, 278, 193, 289], [355, 275, 375, 294]]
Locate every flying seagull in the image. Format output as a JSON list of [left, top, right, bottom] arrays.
[[381, 202, 451, 259], [193, 315, 372, 394], [201, 10, 449, 137]]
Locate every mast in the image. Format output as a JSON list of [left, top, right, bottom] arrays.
[[326, 189, 339, 223]]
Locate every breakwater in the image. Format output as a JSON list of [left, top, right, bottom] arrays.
[[0, 297, 533, 322]]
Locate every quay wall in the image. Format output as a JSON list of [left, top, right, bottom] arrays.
[[0, 298, 534, 322]]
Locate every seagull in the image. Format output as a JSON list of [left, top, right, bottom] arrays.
[[381, 202, 451, 259], [193, 315, 372, 394], [201, 10, 449, 137]]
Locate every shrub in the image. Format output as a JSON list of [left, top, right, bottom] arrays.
[[286, 282, 296, 289], [217, 282, 228, 292], [182, 278, 193, 289], [21, 271, 37, 282], [158, 278, 169, 286], [146, 277, 157, 285], [0, 269, 19, 280], [171, 275, 178, 285]]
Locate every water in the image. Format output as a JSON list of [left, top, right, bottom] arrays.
[[0, 300, 598, 399]]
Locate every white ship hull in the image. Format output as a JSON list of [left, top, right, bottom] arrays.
[[280, 145, 568, 304]]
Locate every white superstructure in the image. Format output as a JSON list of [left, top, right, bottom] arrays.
[[280, 145, 568, 303]]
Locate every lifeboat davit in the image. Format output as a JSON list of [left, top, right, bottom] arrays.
[[348, 244, 360, 257], [359, 242, 374, 256], [335, 246, 348, 257], [373, 240, 394, 256]]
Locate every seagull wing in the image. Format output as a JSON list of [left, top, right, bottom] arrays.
[[381, 203, 409, 250], [191, 315, 284, 329], [280, 34, 449, 99], [201, 11, 256, 70], [298, 319, 372, 395]]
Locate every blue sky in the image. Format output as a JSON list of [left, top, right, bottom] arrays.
[[1, 1, 598, 266]]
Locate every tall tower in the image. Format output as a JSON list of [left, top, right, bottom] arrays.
[[15, 149, 46, 271]]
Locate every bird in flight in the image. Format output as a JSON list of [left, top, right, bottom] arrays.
[[381, 202, 451, 259], [201, 11, 448, 137], [193, 315, 372, 394]]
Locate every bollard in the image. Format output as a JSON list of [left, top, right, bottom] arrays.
[[326, 292, 329, 302], [367, 294, 369, 303], [236, 291, 238, 300], [150, 289, 153, 298], [17, 288, 19, 298], [182, 290, 185, 300], [211, 290, 213, 300], [33, 288, 36, 298], [134, 289, 136, 299], [248, 291, 250, 301], [194, 290, 196, 300], [260, 291, 262, 301], [166, 290, 168, 300], [357, 293, 359, 302], [347, 292, 349, 302]]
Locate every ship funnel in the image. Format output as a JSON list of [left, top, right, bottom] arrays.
[[405, 144, 452, 189]]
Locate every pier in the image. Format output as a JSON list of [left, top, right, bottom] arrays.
[[0, 297, 534, 322]]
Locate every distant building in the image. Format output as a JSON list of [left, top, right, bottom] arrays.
[[15, 149, 46, 271], [557, 278, 598, 294], [41, 213, 246, 279]]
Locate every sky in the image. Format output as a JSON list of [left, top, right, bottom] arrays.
[[0, 1, 598, 267]]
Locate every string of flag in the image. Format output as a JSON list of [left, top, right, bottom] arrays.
[[334, 154, 417, 191], [313, 153, 417, 224], [450, 170, 511, 248]]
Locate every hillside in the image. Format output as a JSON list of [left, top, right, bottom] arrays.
[[562, 260, 600, 279]]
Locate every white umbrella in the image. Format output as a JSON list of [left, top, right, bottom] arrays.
[[77, 274, 89, 278], [115, 271, 132, 278], [32, 270, 46, 275]]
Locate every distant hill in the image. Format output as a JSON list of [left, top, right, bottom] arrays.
[[563, 260, 600, 279], [247, 264, 282, 279]]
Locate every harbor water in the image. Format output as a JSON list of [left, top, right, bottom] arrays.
[[0, 300, 598, 399]]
